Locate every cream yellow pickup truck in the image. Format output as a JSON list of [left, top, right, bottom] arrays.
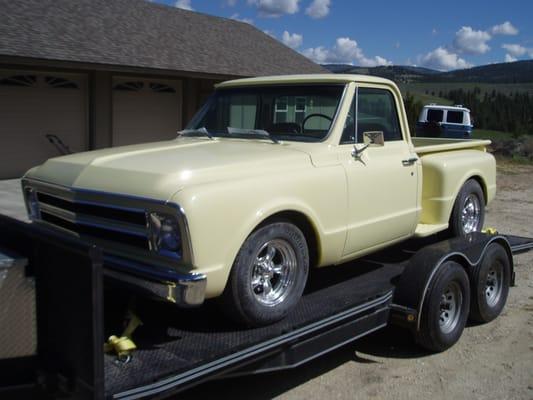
[[22, 74, 496, 326]]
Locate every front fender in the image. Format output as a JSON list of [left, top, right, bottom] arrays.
[[171, 165, 347, 298]]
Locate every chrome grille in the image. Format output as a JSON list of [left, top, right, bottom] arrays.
[[30, 188, 150, 251]]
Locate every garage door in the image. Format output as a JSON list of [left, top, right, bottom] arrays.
[[0, 71, 87, 179], [112, 78, 182, 146]]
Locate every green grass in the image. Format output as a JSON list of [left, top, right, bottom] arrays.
[[472, 129, 512, 140], [399, 82, 533, 97]]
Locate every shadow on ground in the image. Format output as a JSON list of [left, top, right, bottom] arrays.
[[176, 326, 431, 400]]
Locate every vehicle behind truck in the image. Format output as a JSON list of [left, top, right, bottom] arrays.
[[415, 104, 473, 138], [22, 74, 495, 327]]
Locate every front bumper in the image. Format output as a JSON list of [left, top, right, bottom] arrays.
[[104, 255, 206, 306]]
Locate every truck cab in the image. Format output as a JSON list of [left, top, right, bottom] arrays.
[[416, 104, 473, 138]]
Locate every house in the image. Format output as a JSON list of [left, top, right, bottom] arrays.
[[0, 0, 325, 178]]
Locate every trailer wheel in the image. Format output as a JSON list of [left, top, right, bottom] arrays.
[[449, 179, 485, 237], [416, 261, 470, 352], [221, 222, 309, 327], [469, 243, 510, 323]]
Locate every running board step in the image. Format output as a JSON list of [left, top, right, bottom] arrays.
[[414, 223, 449, 237]]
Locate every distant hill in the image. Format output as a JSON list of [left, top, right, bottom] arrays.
[[322, 60, 533, 83]]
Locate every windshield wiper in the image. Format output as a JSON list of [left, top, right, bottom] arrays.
[[178, 127, 213, 140], [227, 127, 279, 144]]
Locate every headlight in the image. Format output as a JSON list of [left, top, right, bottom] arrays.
[[148, 212, 182, 259], [25, 188, 41, 220]]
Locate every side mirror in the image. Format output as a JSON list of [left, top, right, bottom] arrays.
[[351, 131, 385, 160], [363, 131, 384, 146]]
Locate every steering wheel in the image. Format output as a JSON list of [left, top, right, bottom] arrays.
[[302, 113, 333, 133]]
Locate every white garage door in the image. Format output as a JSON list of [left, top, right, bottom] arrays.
[[112, 78, 182, 146], [0, 71, 87, 179]]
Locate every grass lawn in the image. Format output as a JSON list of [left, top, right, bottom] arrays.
[[472, 129, 512, 140]]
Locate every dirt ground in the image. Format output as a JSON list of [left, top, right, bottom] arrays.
[[179, 162, 533, 400]]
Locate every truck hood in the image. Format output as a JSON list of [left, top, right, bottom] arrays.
[[24, 138, 312, 201]]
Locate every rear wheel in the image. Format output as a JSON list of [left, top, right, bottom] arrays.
[[469, 243, 510, 323], [221, 222, 309, 327], [449, 179, 485, 237], [416, 261, 470, 352]]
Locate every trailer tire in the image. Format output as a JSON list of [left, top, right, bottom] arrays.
[[469, 243, 510, 323], [221, 222, 309, 327], [416, 261, 470, 352], [449, 179, 485, 237]]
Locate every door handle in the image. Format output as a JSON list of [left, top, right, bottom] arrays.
[[402, 157, 418, 166]]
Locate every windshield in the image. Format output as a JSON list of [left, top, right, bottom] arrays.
[[185, 85, 345, 142]]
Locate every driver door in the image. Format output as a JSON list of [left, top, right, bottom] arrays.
[[339, 87, 419, 258]]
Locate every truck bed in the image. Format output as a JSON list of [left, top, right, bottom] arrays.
[[412, 137, 491, 154]]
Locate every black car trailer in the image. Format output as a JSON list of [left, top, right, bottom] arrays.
[[0, 214, 532, 400]]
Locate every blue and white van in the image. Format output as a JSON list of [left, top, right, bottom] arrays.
[[415, 104, 473, 138]]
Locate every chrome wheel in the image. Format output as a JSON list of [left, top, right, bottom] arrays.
[[461, 194, 481, 234], [251, 239, 297, 306], [485, 261, 503, 307], [439, 281, 463, 334]]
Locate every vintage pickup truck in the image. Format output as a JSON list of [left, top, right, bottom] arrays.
[[21, 74, 496, 326]]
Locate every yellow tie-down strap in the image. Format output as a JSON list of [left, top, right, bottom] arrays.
[[482, 227, 498, 235], [104, 311, 143, 361]]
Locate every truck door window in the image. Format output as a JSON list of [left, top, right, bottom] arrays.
[[427, 109, 443, 123], [358, 88, 402, 141], [446, 110, 464, 124]]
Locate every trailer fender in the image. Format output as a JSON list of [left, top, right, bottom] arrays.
[[392, 233, 513, 331]]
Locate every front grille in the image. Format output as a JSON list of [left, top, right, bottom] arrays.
[[33, 189, 150, 251], [37, 192, 147, 225]]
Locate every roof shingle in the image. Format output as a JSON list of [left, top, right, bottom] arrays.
[[0, 0, 326, 76]]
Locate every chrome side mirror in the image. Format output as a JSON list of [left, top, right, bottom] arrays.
[[351, 131, 384, 160], [351, 144, 368, 160]]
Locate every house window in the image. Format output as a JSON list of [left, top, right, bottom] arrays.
[[149, 82, 176, 93], [295, 97, 307, 124], [113, 81, 144, 91], [274, 96, 288, 123], [0, 75, 37, 87], [45, 76, 79, 89]]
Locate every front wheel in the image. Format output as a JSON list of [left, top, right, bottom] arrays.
[[221, 222, 309, 327], [449, 179, 485, 237], [416, 261, 470, 352]]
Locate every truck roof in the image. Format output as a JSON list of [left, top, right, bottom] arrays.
[[423, 104, 470, 112], [216, 74, 395, 88]]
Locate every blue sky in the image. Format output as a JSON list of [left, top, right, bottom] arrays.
[[153, 0, 533, 71]]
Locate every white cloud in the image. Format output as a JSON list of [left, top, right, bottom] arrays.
[[263, 30, 276, 38], [453, 26, 491, 55], [226, 0, 238, 6], [418, 47, 472, 71], [302, 37, 391, 67], [305, 0, 330, 19], [505, 54, 517, 63], [174, 0, 193, 10], [247, 0, 299, 17], [491, 21, 518, 36], [230, 13, 254, 24], [502, 43, 527, 57], [281, 30, 303, 49]]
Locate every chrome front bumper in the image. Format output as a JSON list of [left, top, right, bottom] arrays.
[[104, 256, 206, 307]]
